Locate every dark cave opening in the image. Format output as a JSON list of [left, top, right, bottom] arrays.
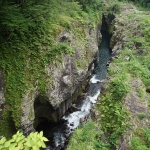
[[33, 95, 57, 132], [101, 13, 115, 38]]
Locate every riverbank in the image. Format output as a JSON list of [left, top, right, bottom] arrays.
[[67, 1, 150, 149]]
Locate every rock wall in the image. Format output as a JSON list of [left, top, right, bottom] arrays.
[[110, 4, 140, 54], [21, 23, 102, 135]]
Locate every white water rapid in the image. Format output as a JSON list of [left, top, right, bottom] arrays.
[[41, 30, 111, 150]]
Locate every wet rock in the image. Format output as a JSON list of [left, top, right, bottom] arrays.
[[106, 60, 111, 66], [64, 125, 70, 130], [70, 123, 74, 126], [65, 129, 70, 134], [80, 117, 85, 122], [70, 129, 74, 132], [70, 104, 80, 112], [65, 133, 70, 138], [55, 146, 62, 150], [60, 143, 65, 148]]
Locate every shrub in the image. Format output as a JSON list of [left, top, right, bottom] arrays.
[[0, 131, 48, 150]]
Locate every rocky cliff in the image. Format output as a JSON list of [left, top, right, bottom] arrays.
[[0, 22, 102, 136], [19, 23, 102, 135], [102, 2, 150, 149]]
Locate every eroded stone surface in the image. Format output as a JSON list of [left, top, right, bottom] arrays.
[[110, 4, 143, 53], [21, 23, 102, 134]]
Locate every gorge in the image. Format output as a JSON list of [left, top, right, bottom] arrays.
[[0, 0, 150, 150], [37, 15, 113, 150]]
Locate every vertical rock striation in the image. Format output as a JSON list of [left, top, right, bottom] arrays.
[[21, 23, 102, 135]]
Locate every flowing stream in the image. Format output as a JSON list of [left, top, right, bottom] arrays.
[[41, 30, 111, 150]]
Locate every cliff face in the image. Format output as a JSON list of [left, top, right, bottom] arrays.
[[0, 0, 104, 138], [103, 3, 150, 149], [0, 23, 101, 136], [20, 23, 102, 135]]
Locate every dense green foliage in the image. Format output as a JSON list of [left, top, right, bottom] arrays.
[[67, 121, 110, 150], [0, 0, 103, 42], [75, 0, 103, 11], [131, 0, 150, 8], [0, 131, 48, 150], [0, 0, 103, 138], [96, 74, 130, 148], [119, 0, 150, 8]]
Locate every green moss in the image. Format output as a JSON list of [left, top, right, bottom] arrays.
[[138, 113, 147, 120], [108, 47, 150, 87], [137, 86, 146, 99], [0, 19, 75, 138], [76, 60, 86, 69], [0, 109, 17, 139], [0, 0, 103, 138]]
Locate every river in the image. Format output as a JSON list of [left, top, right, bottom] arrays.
[[41, 30, 111, 150]]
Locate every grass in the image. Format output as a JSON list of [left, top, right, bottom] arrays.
[[96, 73, 130, 148], [67, 121, 110, 150]]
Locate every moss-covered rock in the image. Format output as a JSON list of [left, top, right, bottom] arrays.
[[0, 8, 102, 138], [20, 22, 102, 135]]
